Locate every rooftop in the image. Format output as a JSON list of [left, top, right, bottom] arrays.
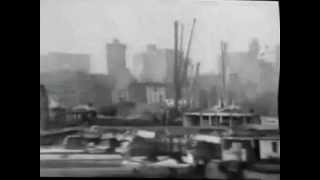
[[185, 104, 255, 116]]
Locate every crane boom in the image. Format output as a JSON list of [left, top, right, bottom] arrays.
[[182, 18, 196, 87], [185, 19, 196, 66], [178, 23, 185, 86], [179, 24, 184, 59]]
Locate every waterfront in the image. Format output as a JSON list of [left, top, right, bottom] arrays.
[[40, 0, 280, 178]]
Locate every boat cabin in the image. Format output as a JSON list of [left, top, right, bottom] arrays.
[[183, 105, 261, 128]]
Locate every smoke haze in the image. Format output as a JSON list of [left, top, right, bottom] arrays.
[[40, 0, 280, 74]]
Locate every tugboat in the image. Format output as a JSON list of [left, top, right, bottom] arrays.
[[183, 101, 262, 129]]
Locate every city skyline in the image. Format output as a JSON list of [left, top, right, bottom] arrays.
[[40, 0, 280, 75]]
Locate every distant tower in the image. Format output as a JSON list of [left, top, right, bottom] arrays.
[[106, 39, 127, 76], [107, 39, 133, 103]]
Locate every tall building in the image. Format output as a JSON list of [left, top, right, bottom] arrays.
[[258, 44, 280, 94], [133, 45, 175, 83], [40, 71, 113, 108], [40, 52, 90, 73], [136, 45, 166, 82], [107, 39, 127, 76], [227, 73, 245, 103], [217, 39, 263, 100], [218, 39, 262, 85], [164, 49, 175, 83], [106, 39, 134, 103], [222, 51, 261, 86], [258, 60, 278, 93]]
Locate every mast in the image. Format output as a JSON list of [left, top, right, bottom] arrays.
[[174, 21, 180, 111], [220, 41, 228, 108], [178, 23, 185, 98]]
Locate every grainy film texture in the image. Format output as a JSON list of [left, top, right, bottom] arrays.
[[40, 0, 280, 178]]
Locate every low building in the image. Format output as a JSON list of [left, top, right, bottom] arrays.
[[133, 45, 175, 83], [40, 52, 90, 73], [40, 72, 113, 108], [128, 82, 167, 105]]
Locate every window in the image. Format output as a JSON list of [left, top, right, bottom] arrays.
[[203, 116, 209, 120], [211, 116, 219, 126], [245, 116, 261, 125], [202, 116, 210, 126], [191, 116, 200, 126], [231, 142, 243, 150], [247, 116, 261, 124], [221, 116, 230, 126], [232, 117, 243, 126], [272, 141, 278, 153], [245, 117, 251, 124]]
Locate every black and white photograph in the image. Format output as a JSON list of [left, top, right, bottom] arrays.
[[40, 0, 280, 178]]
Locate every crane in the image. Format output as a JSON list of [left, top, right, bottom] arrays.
[[181, 18, 197, 89], [174, 21, 180, 111], [178, 23, 185, 89], [173, 19, 196, 111]]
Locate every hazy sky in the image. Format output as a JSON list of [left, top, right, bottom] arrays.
[[40, 0, 280, 74]]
